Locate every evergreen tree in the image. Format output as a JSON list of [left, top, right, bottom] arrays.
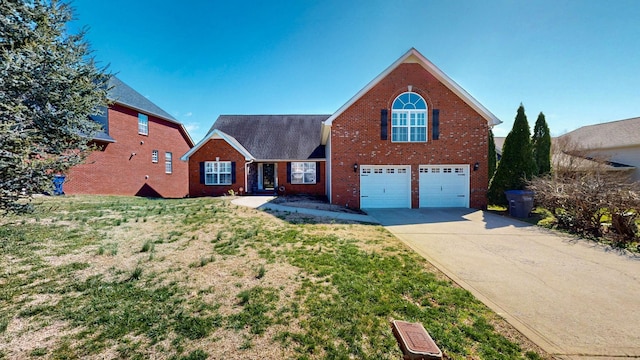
[[0, 0, 110, 213], [488, 104, 538, 205], [488, 128, 497, 182], [532, 112, 552, 175]]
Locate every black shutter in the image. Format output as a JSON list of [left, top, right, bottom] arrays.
[[316, 162, 321, 183], [432, 109, 440, 140], [199, 162, 205, 184], [231, 162, 236, 184], [287, 162, 292, 183], [380, 109, 388, 140]]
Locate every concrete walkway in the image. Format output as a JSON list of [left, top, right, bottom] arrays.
[[365, 208, 640, 359], [231, 196, 379, 223]]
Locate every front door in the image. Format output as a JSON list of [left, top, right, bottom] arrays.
[[261, 163, 276, 190]]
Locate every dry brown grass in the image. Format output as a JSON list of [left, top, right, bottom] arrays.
[[0, 195, 549, 359]]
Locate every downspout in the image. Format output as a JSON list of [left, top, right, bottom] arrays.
[[244, 159, 254, 195]]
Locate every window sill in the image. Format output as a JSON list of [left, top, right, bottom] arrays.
[[390, 141, 427, 143]]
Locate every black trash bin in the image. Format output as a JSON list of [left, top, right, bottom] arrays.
[[53, 175, 65, 195], [504, 190, 534, 218]]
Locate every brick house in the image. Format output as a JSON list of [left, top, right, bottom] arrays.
[[64, 76, 194, 198], [182, 48, 501, 208]]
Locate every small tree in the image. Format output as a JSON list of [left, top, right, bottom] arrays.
[[532, 112, 551, 175], [0, 0, 109, 213], [488, 104, 537, 205], [488, 128, 497, 182]]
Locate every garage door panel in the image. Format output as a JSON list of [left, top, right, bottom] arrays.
[[360, 166, 410, 208], [419, 165, 469, 208]]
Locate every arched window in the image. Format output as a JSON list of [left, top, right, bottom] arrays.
[[391, 92, 427, 142]]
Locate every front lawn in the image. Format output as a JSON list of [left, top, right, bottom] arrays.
[[0, 196, 547, 359]]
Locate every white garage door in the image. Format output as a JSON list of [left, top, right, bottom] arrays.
[[360, 165, 411, 208], [419, 165, 469, 207]]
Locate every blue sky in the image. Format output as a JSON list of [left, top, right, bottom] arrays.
[[69, 0, 640, 142]]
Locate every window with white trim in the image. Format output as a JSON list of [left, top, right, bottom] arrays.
[[138, 113, 149, 135], [152, 150, 158, 163], [391, 92, 427, 142], [205, 161, 232, 185], [291, 162, 316, 184], [165, 152, 172, 174]]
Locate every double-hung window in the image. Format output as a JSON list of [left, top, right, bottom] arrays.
[[291, 162, 316, 184], [152, 150, 159, 163], [138, 113, 149, 135], [205, 161, 232, 185], [391, 92, 427, 142], [165, 152, 172, 174]]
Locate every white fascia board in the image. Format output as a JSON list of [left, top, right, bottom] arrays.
[[180, 129, 254, 161], [320, 123, 331, 145], [322, 48, 501, 131], [252, 159, 327, 163]]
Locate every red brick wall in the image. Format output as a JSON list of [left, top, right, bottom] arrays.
[[330, 63, 489, 209], [275, 161, 326, 197], [64, 104, 191, 198], [188, 139, 326, 198], [187, 139, 247, 197]]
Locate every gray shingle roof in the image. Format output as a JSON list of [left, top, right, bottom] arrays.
[[108, 76, 177, 122], [210, 115, 330, 160], [561, 117, 640, 150]]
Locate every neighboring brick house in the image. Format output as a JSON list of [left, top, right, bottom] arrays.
[[64, 76, 194, 198], [182, 48, 501, 209]]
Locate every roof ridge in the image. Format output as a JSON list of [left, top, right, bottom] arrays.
[[573, 116, 640, 131]]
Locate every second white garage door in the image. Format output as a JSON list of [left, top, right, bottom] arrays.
[[360, 165, 411, 208], [419, 165, 469, 207]]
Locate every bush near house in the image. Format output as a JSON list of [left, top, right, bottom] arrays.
[[528, 162, 640, 249], [488, 105, 538, 205], [532, 112, 552, 176]]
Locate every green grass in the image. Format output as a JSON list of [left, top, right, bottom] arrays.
[[0, 195, 547, 359]]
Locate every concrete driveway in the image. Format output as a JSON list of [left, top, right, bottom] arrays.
[[365, 208, 640, 359]]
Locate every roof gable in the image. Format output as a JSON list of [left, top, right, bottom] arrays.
[[181, 129, 253, 161], [321, 48, 501, 142], [182, 115, 329, 161], [560, 117, 640, 150], [106, 76, 194, 147]]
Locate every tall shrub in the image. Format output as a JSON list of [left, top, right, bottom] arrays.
[[488, 128, 497, 182], [532, 112, 552, 175], [488, 105, 537, 205]]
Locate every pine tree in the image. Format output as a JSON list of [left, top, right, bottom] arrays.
[[488, 128, 497, 182], [0, 0, 110, 213], [488, 104, 538, 205], [532, 112, 552, 175]]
